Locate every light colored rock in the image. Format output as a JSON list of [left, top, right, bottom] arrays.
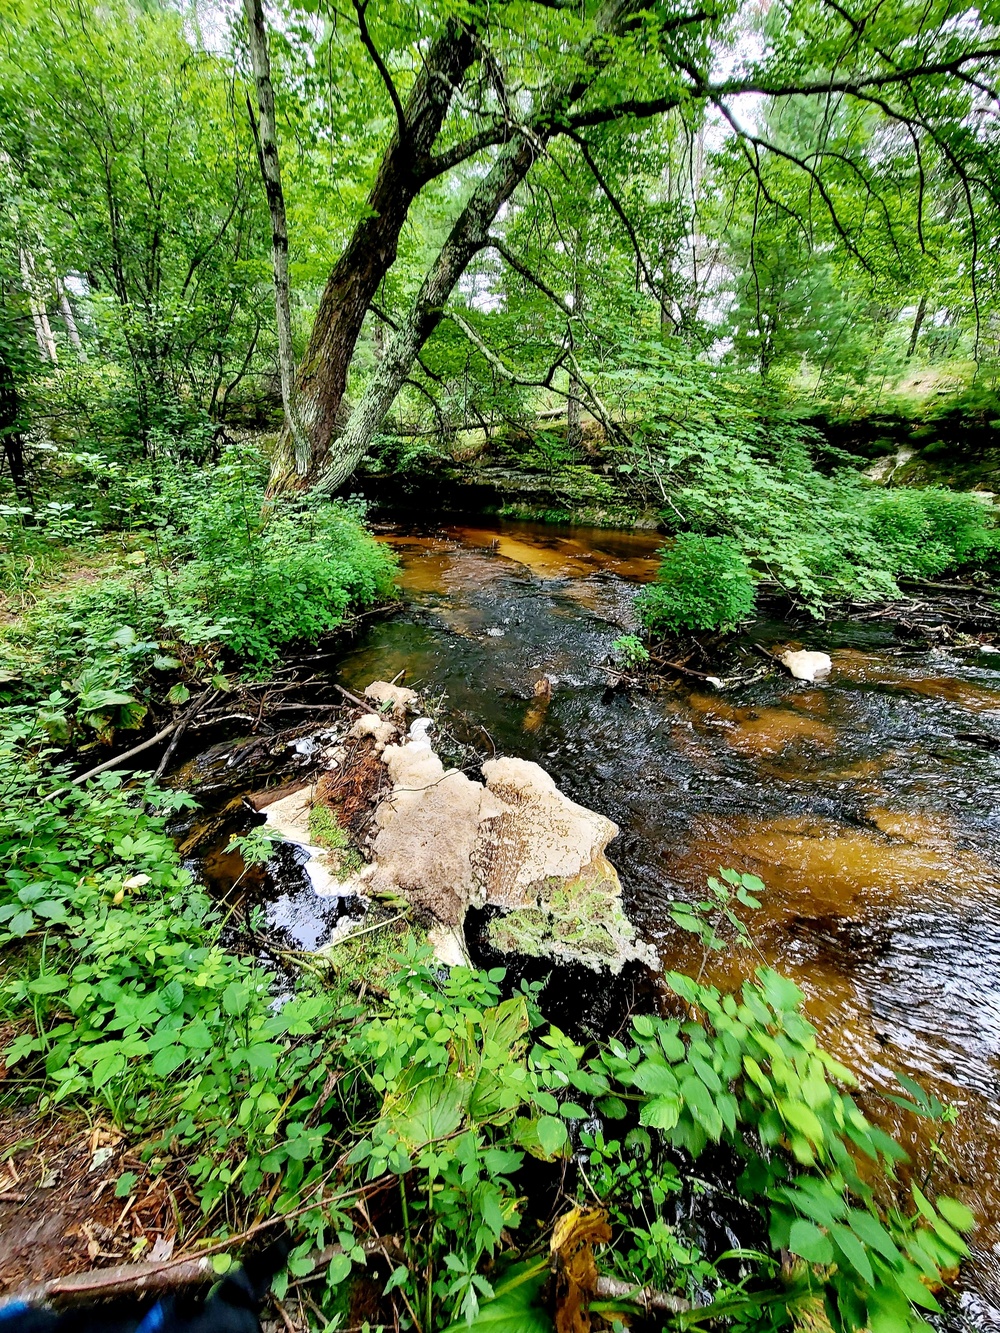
[[263, 787, 313, 844], [779, 649, 832, 683], [268, 697, 650, 971], [408, 716, 434, 743], [427, 923, 472, 968], [475, 757, 619, 908], [263, 786, 347, 898], [366, 742, 494, 926], [348, 712, 399, 748], [364, 680, 419, 716]]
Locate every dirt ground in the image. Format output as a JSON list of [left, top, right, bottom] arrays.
[[0, 1103, 181, 1295]]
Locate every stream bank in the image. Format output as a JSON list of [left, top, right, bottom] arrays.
[[175, 517, 1000, 1327]]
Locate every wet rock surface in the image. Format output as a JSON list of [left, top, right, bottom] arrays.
[[249, 678, 651, 972]]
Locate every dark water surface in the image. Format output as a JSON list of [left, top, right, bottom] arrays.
[[322, 518, 1000, 1325]]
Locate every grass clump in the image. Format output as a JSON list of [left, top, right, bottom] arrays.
[[308, 801, 365, 881]]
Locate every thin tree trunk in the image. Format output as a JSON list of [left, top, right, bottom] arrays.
[[312, 0, 632, 494], [243, 0, 306, 469], [19, 249, 57, 363], [266, 19, 480, 494], [566, 226, 586, 451], [906, 294, 927, 359], [56, 277, 86, 358], [0, 351, 28, 499]]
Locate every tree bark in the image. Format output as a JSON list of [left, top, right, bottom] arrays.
[[266, 18, 480, 494], [56, 277, 86, 358], [0, 351, 28, 499], [244, 0, 306, 469], [311, 0, 633, 494], [19, 249, 57, 363], [906, 294, 927, 359], [567, 223, 586, 451]]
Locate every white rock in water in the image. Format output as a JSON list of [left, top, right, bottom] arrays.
[[779, 649, 832, 682]]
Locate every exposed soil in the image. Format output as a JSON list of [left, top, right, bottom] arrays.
[[0, 1101, 184, 1295]]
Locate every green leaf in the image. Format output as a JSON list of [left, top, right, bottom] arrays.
[[222, 982, 249, 1016], [788, 1218, 834, 1265], [8, 910, 34, 936], [633, 1060, 678, 1095], [639, 1095, 681, 1131], [440, 1260, 552, 1333], [167, 683, 191, 705], [536, 1115, 568, 1157], [151, 1045, 187, 1078], [845, 1210, 902, 1266], [936, 1196, 975, 1233], [115, 1172, 138, 1198], [830, 1223, 875, 1285], [327, 1252, 352, 1286]]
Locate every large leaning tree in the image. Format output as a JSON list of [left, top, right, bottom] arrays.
[[259, 0, 1000, 496]]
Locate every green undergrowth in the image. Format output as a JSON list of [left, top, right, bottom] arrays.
[[0, 447, 397, 749], [0, 725, 975, 1332], [591, 340, 1000, 630]]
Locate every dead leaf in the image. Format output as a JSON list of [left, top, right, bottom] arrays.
[[550, 1207, 612, 1333], [89, 1146, 115, 1172], [149, 1234, 175, 1262]]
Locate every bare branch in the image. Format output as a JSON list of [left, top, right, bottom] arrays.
[[353, 0, 407, 143]]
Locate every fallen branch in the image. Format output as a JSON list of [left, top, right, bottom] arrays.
[[333, 684, 367, 709], [14, 1234, 405, 1311], [594, 1274, 690, 1313], [15, 1256, 215, 1307], [72, 720, 178, 785], [155, 689, 218, 778]]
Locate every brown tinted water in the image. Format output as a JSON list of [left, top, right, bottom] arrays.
[[240, 518, 1000, 1322]]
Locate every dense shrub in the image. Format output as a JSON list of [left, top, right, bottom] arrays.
[[866, 486, 1000, 580], [600, 339, 1000, 611], [0, 449, 397, 744], [636, 534, 757, 633]]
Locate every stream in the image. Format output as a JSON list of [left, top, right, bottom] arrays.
[[204, 518, 1000, 1326]]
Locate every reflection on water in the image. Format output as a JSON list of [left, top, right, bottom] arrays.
[[336, 518, 1000, 1321]]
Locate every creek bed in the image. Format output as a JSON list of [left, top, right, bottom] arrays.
[[195, 517, 1000, 1325]]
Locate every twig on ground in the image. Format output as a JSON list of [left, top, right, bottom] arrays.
[[594, 1274, 690, 1313], [333, 684, 367, 709]]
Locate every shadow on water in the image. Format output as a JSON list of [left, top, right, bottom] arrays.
[[190, 516, 1000, 1324]]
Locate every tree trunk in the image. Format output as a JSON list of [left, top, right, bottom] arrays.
[[266, 19, 480, 494], [0, 352, 28, 499], [567, 226, 586, 451], [311, 0, 631, 494], [906, 294, 927, 359], [244, 0, 306, 469], [56, 277, 86, 358], [19, 249, 57, 364]]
